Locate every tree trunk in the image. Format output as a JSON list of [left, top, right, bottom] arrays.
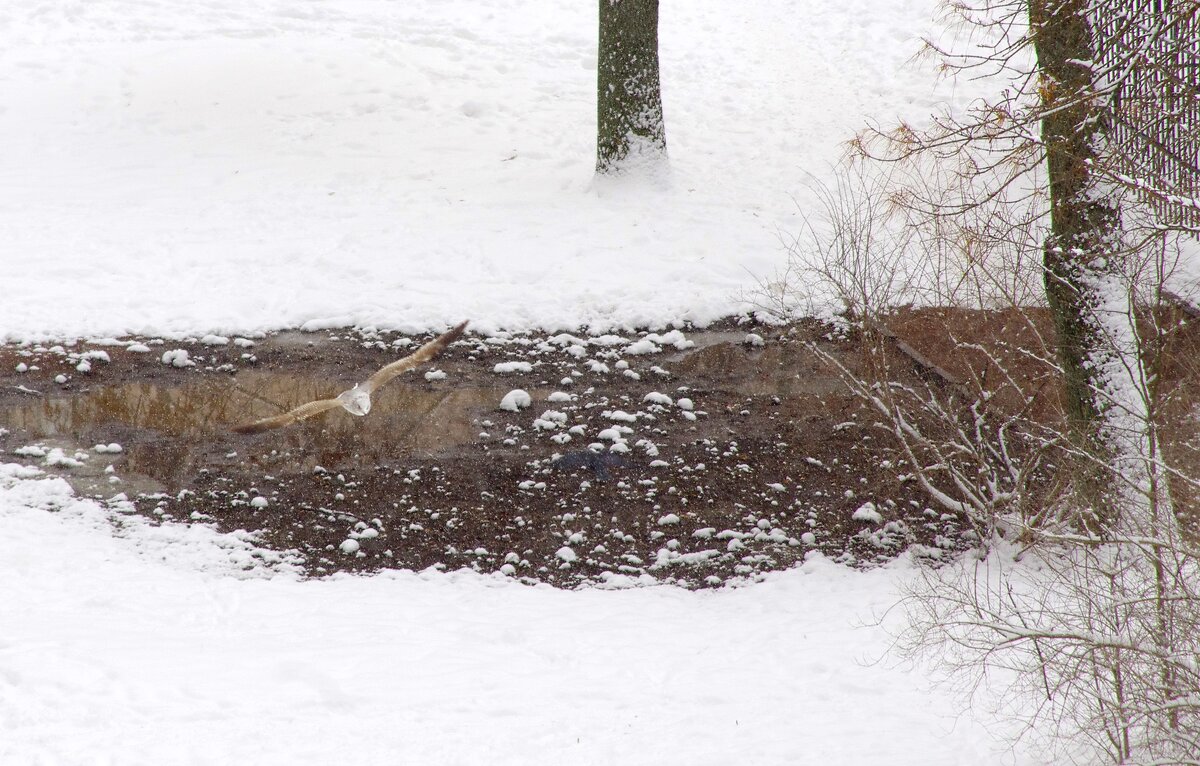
[[596, 0, 666, 173], [1030, 0, 1122, 518]]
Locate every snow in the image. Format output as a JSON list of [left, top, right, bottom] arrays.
[[853, 502, 885, 524], [0, 0, 1054, 763], [533, 409, 568, 431], [604, 409, 638, 423], [161, 349, 196, 368], [493, 361, 534, 374], [597, 427, 631, 442], [624, 338, 662, 355], [0, 0, 960, 342], [643, 391, 674, 406], [4, 472, 1039, 765], [645, 330, 695, 350], [498, 389, 532, 412], [44, 448, 90, 469]]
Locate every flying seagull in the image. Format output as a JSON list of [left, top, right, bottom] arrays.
[[232, 320, 469, 434]]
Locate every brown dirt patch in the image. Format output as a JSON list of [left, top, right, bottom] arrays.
[[0, 316, 1031, 587]]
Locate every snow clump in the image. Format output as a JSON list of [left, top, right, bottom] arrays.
[[493, 361, 533, 374], [645, 330, 694, 350], [45, 448, 88, 468], [852, 502, 883, 524], [533, 410, 568, 431], [604, 410, 637, 423], [623, 339, 661, 355], [161, 349, 195, 368], [586, 334, 626, 347], [498, 389, 532, 411], [597, 427, 631, 442]]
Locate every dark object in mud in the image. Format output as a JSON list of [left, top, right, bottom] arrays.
[[552, 450, 628, 481], [232, 320, 469, 434]]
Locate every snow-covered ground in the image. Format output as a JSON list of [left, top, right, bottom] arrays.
[[1, 465, 1039, 766], [0, 2, 1051, 763], [0, 0, 959, 340]]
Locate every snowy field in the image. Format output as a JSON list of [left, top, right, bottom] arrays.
[[1, 1, 1051, 764], [2, 466, 1042, 766], [0, 0, 963, 341]]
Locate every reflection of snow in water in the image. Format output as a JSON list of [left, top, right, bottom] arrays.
[[0, 371, 520, 495]]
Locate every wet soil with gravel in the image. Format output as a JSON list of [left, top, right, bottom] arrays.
[[0, 317, 977, 588]]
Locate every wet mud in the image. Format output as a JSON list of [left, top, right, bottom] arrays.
[[0, 320, 973, 587]]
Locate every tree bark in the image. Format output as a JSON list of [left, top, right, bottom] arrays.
[[1030, 0, 1122, 514], [596, 0, 666, 173]]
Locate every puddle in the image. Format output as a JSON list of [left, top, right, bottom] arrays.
[[0, 321, 976, 585], [0, 329, 854, 498], [0, 372, 515, 492], [672, 341, 848, 397]]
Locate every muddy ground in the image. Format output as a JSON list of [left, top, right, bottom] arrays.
[[1, 316, 994, 587]]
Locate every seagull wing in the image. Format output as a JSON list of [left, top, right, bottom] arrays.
[[232, 320, 467, 434], [361, 320, 468, 395], [232, 397, 345, 434]]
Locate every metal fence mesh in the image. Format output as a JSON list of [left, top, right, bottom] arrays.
[[1093, 0, 1200, 228]]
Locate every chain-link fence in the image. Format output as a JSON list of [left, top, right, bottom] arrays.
[[1094, 0, 1200, 228]]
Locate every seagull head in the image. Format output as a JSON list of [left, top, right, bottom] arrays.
[[336, 385, 372, 416]]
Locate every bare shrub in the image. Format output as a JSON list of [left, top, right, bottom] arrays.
[[760, 155, 1200, 764], [889, 234, 1200, 766], [758, 161, 926, 325]]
